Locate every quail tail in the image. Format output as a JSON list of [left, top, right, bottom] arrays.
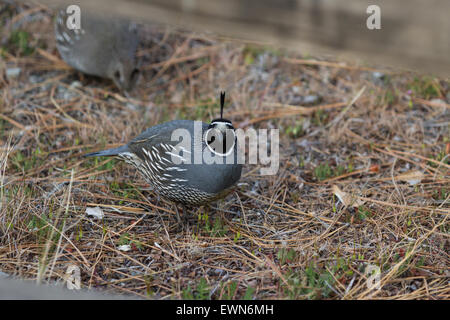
[[84, 145, 130, 157]]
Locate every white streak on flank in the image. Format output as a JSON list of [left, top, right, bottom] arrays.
[[144, 160, 152, 172], [56, 34, 65, 42], [142, 148, 154, 161], [121, 152, 141, 164], [143, 160, 152, 174], [59, 45, 70, 52], [178, 147, 191, 154], [142, 155, 153, 169], [121, 152, 135, 158], [166, 167, 187, 172], [165, 152, 186, 162], [149, 161, 159, 173], [62, 32, 72, 44], [161, 157, 172, 164]]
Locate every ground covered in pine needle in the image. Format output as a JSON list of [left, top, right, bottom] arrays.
[[0, 2, 448, 299]]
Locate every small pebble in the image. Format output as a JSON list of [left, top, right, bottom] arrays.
[[118, 245, 131, 252], [86, 206, 104, 219], [70, 81, 82, 88], [6, 67, 21, 78], [429, 99, 446, 107], [29, 75, 42, 83], [126, 102, 138, 110], [371, 71, 386, 86], [291, 86, 301, 94], [372, 71, 385, 80], [302, 95, 319, 104]]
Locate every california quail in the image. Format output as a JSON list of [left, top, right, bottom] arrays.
[[54, 8, 139, 92], [85, 92, 242, 218]]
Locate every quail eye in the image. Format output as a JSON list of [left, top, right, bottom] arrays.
[[114, 70, 121, 80]]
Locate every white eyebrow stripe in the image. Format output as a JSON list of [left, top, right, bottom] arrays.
[[210, 121, 233, 126]]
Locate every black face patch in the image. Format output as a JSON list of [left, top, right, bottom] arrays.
[[205, 128, 236, 156]]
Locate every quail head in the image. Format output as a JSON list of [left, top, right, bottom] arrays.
[[55, 8, 139, 91], [85, 92, 242, 208]]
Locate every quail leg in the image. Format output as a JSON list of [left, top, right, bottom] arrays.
[[78, 71, 85, 83], [174, 204, 182, 224], [182, 205, 190, 229], [173, 204, 190, 232]]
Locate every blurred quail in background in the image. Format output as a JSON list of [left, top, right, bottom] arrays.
[[55, 7, 139, 92], [85, 92, 242, 222]]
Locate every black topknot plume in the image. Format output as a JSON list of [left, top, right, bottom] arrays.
[[220, 91, 225, 119]]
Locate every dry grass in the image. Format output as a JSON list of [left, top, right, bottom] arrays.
[[0, 2, 448, 300]]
